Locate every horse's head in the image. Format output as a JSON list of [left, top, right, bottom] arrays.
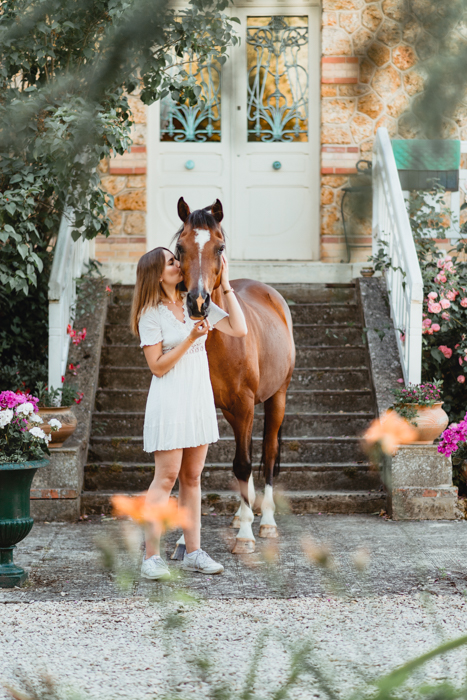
[[175, 197, 225, 320]]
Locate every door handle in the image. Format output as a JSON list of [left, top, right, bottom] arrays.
[[185, 160, 195, 170], [272, 161, 282, 170]]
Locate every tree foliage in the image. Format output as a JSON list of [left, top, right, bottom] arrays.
[[0, 0, 238, 387]]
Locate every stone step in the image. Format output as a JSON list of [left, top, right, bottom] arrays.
[[289, 304, 359, 326], [271, 284, 356, 304], [99, 344, 367, 370], [110, 283, 357, 306], [84, 461, 381, 492], [88, 435, 366, 465], [81, 489, 386, 516], [91, 411, 373, 439], [98, 366, 371, 392], [94, 389, 374, 414], [106, 301, 360, 327], [103, 323, 365, 348]]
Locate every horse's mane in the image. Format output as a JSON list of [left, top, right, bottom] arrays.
[[171, 205, 226, 245]]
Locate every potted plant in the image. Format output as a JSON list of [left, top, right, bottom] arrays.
[[35, 382, 82, 448], [391, 380, 449, 444], [438, 417, 467, 492], [0, 390, 61, 588]]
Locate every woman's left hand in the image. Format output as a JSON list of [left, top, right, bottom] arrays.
[[220, 253, 230, 290]]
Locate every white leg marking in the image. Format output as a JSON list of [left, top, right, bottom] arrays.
[[248, 473, 256, 509], [232, 498, 255, 553], [176, 534, 185, 546], [259, 485, 278, 538]]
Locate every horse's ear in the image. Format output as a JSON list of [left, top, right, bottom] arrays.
[[177, 197, 191, 223], [211, 199, 224, 223]]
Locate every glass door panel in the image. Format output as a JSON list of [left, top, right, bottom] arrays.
[[246, 16, 308, 143]]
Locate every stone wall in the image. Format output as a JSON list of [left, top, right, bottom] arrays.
[[96, 94, 147, 268], [94, 1, 467, 271]]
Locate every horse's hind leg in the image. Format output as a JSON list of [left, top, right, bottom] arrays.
[[231, 474, 256, 528], [259, 386, 287, 539]]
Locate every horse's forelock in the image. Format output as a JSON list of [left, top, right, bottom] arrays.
[[171, 208, 225, 245]]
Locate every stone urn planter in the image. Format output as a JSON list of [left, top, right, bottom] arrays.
[[0, 459, 49, 588], [404, 402, 449, 444], [38, 406, 77, 448]]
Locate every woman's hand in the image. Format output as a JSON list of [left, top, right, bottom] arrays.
[[220, 253, 230, 291], [188, 319, 209, 344]]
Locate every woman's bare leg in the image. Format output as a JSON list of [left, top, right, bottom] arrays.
[[178, 444, 209, 553], [145, 448, 183, 558]]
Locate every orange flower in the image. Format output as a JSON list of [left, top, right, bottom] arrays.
[[363, 410, 417, 455], [111, 495, 190, 531]]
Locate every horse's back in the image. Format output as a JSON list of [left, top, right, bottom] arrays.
[[232, 279, 295, 400]]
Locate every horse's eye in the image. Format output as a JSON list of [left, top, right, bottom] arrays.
[[217, 246, 225, 255], [176, 246, 184, 259]]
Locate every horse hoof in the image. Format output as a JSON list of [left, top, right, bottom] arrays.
[[259, 525, 278, 539], [230, 516, 241, 529], [170, 543, 186, 561], [232, 538, 255, 554]]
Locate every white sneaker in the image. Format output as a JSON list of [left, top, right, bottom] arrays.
[[141, 555, 171, 580], [181, 549, 224, 575]]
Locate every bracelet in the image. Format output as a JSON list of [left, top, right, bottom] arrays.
[[223, 288, 234, 295]]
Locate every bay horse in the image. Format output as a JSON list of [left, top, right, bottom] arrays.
[[171, 197, 295, 554]]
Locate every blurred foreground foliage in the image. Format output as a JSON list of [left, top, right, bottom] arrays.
[[0, 0, 237, 386]]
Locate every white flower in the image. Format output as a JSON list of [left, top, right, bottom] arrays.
[[29, 427, 47, 440], [46, 434, 52, 443], [29, 414, 43, 424], [0, 409, 13, 428], [16, 402, 35, 416], [48, 418, 62, 431]]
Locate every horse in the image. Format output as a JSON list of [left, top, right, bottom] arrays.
[[172, 197, 295, 554]]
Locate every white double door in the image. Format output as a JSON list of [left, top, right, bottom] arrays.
[[147, 4, 320, 261]]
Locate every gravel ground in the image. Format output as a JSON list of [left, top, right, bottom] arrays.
[[1, 595, 467, 700]]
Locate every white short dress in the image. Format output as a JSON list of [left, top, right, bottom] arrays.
[[138, 294, 228, 452]]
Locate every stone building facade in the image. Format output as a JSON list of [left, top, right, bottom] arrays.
[[95, 0, 467, 279]]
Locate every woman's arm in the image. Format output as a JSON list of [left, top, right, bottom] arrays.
[[214, 254, 248, 338], [143, 320, 209, 378]]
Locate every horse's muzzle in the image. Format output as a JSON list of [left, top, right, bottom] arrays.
[[187, 291, 210, 320]]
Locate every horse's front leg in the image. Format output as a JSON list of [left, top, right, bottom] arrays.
[[223, 400, 256, 554], [259, 387, 287, 539], [231, 473, 256, 528]]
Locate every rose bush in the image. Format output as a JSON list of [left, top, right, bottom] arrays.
[[0, 390, 61, 463], [406, 188, 467, 424]]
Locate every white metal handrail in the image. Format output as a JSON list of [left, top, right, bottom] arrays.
[[48, 208, 90, 391], [372, 127, 424, 385]]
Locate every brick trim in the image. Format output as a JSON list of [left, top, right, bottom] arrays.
[[322, 57, 358, 85]]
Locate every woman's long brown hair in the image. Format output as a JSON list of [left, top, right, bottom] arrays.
[[130, 247, 181, 338]]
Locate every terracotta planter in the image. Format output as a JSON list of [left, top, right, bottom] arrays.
[[402, 402, 449, 444], [38, 406, 77, 448], [0, 459, 49, 587]]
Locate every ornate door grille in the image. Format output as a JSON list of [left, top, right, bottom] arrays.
[[246, 16, 308, 143]]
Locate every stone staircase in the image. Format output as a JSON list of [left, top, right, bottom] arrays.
[[81, 283, 386, 515]]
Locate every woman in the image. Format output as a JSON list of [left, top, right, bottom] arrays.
[[130, 246, 247, 579]]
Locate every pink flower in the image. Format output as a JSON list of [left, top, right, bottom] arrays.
[[446, 290, 456, 301], [437, 259, 445, 269], [435, 274, 447, 284], [397, 378, 404, 384], [441, 312, 450, 320], [400, 333, 406, 342], [440, 299, 451, 310], [460, 358, 464, 366], [428, 291, 438, 300], [457, 375, 465, 384], [432, 323, 441, 332], [460, 298, 467, 308], [428, 302, 442, 314], [438, 345, 453, 359], [445, 261, 454, 271], [424, 328, 434, 335], [422, 318, 432, 328]]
